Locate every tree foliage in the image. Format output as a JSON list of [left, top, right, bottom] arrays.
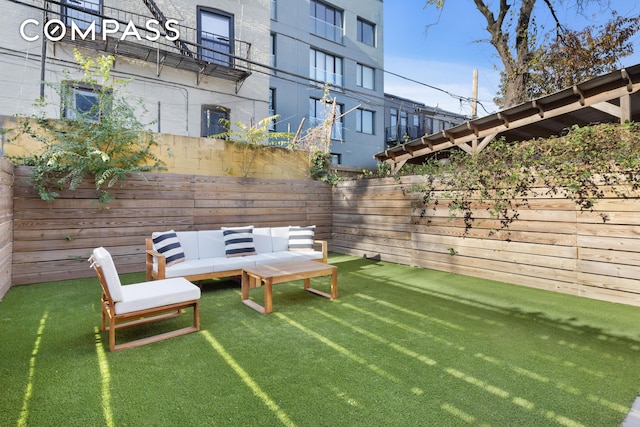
[[425, 1, 640, 108], [9, 49, 165, 203], [525, 13, 640, 99]]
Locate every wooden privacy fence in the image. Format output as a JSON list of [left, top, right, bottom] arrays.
[[0, 158, 13, 298], [7, 166, 640, 308], [332, 175, 640, 307], [11, 166, 331, 285]]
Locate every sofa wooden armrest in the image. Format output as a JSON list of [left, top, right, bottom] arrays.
[[146, 238, 166, 281], [314, 240, 328, 263]]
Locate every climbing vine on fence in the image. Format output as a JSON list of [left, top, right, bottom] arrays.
[[403, 122, 640, 237]]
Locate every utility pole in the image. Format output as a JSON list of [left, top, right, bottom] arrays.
[[471, 69, 478, 119]]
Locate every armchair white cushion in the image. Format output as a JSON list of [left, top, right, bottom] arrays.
[[91, 247, 200, 352]]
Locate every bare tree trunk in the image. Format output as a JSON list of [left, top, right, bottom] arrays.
[[473, 0, 536, 108]]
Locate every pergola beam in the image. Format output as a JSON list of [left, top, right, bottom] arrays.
[[375, 65, 640, 167]]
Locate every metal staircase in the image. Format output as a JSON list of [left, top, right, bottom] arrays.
[[141, 0, 194, 58]]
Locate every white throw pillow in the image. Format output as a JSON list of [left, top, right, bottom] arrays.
[[288, 225, 315, 252], [221, 226, 257, 257], [152, 230, 186, 267]]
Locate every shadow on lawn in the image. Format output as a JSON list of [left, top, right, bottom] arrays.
[[329, 254, 640, 347]]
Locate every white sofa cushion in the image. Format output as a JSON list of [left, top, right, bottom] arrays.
[[115, 277, 201, 315], [212, 256, 257, 272], [198, 230, 226, 258], [253, 228, 273, 254], [92, 247, 124, 302], [174, 231, 199, 261], [151, 230, 186, 266], [289, 225, 315, 251], [270, 227, 290, 252], [254, 251, 300, 265], [288, 250, 324, 261], [159, 259, 216, 279], [222, 226, 257, 257]]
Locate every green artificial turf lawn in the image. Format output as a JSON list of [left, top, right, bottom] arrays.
[[2, 254, 640, 426]]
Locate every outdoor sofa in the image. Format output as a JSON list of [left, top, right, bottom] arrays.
[[145, 225, 327, 282]]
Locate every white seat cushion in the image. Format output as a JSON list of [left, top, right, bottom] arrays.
[[254, 251, 300, 265], [211, 256, 256, 272], [288, 250, 324, 261], [161, 259, 216, 278], [115, 278, 201, 315]]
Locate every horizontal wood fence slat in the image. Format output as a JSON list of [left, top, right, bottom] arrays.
[[10, 167, 331, 285], [332, 175, 640, 307]]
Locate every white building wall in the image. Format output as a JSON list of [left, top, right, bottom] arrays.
[[0, 0, 270, 138]]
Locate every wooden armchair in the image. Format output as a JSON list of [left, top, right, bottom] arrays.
[[89, 247, 201, 352]]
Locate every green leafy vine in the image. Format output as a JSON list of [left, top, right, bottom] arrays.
[[404, 122, 640, 237]]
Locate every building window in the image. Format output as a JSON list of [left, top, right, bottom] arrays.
[[356, 64, 375, 90], [399, 110, 407, 137], [389, 108, 398, 141], [309, 98, 343, 140], [202, 105, 229, 137], [271, 0, 277, 20], [63, 82, 106, 122], [310, 49, 343, 87], [310, 0, 343, 43], [63, 0, 102, 31], [356, 109, 374, 134], [357, 17, 375, 46], [198, 8, 234, 66], [268, 88, 276, 131], [425, 117, 434, 135], [270, 33, 276, 68]]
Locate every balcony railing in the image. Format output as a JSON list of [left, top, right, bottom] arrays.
[[310, 16, 343, 43], [385, 125, 424, 146], [43, 0, 252, 85]]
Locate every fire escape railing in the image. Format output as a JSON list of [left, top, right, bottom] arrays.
[[42, 0, 252, 86]]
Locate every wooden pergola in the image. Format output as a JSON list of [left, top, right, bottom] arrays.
[[375, 64, 640, 173]]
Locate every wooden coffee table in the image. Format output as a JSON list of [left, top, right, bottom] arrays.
[[241, 260, 338, 314]]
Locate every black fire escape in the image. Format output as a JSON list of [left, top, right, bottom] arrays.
[[43, 0, 252, 91]]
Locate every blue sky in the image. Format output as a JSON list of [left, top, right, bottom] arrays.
[[383, 1, 640, 117]]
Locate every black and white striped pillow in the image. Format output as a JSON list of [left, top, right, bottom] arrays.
[[152, 230, 186, 267], [288, 225, 315, 251], [222, 226, 257, 257]]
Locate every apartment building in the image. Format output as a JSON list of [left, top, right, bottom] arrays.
[[1, 0, 270, 140], [384, 93, 468, 148], [269, 0, 385, 168]]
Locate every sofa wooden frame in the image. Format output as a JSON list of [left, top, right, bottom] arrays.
[[145, 238, 328, 282]]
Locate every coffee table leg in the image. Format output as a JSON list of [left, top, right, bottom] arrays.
[[331, 268, 338, 299], [264, 279, 273, 314], [241, 270, 249, 300]]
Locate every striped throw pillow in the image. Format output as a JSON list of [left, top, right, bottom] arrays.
[[222, 226, 257, 257], [152, 230, 186, 267], [288, 225, 315, 251]]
